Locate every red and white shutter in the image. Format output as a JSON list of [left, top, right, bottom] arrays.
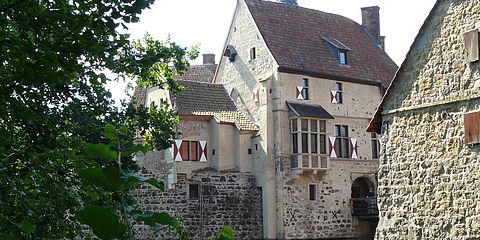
[[296, 86, 304, 100], [331, 91, 338, 103], [199, 141, 208, 162], [253, 88, 260, 103], [329, 137, 337, 158], [174, 140, 183, 162], [350, 138, 358, 159]]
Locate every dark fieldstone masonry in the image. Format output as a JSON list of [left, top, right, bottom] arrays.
[[131, 169, 263, 240]]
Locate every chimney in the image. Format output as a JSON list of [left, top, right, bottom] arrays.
[[361, 6, 385, 49], [202, 54, 215, 65], [278, 0, 298, 5]]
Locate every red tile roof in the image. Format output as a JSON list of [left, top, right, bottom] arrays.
[[246, 0, 398, 86], [174, 64, 217, 83]]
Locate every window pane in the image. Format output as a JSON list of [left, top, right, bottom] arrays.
[[301, 119, 308, 131], [189, 184, 199, 199], [311, 134, 318, 153], [336, 82, 343, 91], [302, 133, 308, 153], [319, 134, 326, 154], [342, 139, 350, 158], [309, 185, 316, 200], [339, 52, 346, 64], [302, 78, 309, 87], [341, 126, 348, 137], [335, 125, 341, 137], [304, 88, 309, 100], [180, 141, 189, 161], [335, 138, 341, 157], [292, 133, 298, 154], [319, 120, 326, 132], [310, 119, 317, 132], [338, 92, 343, 103], [371, 133, 377, 138], [372, 140, 378, 159], [292, 119, 297, 132], [190, 141, 198, 161]]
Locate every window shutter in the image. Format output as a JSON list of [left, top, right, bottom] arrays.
[[296, 86, 304, 100], [464, 112, 480, 144], [329, 137, 337, 158], [174, 140, 183, 162], [199, 141, 208, 162], [331, 91, 338, 103], [464, 29, 479, 62], [253, 88, 260, 102], [350, 138, 358, 159]]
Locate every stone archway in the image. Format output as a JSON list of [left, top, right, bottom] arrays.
[[351, 177, 378, 240]]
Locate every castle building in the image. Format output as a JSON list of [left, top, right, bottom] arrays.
[[134, 0, 398, 239], [367, 0, 480, 239]]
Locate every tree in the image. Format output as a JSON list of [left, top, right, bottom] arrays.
[[0, 0, 206, 239]]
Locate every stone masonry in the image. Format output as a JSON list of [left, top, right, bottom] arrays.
[[131, 152, 263, 240], [374, 0, 480, 239]]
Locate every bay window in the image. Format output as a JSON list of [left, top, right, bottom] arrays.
[[291, 118, 328, 169]]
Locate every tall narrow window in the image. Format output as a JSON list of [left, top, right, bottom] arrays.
[[339, 50, 348, 65], [302, 78, 309, 100], [309, 185, 316, 200], [336, 83, 343, 103], [371, 133, 379, 159], [249, 47, 256, 60], [335, 125, 350, 158]]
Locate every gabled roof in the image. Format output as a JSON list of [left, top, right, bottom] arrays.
[[367, 0, 440, 133], [287, 101, 334, 119], [245, 0, 398, 86], [174, 64, 217, 83], [176, 80, 258, 131]]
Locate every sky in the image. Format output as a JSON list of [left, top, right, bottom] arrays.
[[107, 0, 437, 104]]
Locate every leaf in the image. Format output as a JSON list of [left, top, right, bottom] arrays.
[[131, 211, 175, 227], [218, 226, 234, 240], [76, 205, 126, 240], [118, 126, 127, 135], [122, 172, 164, 191], [20, 220, 34, 234], [123, 144, 150, 155], [85, 143, 117, 162], [79, 166, 122, 191], [104, 124, 116, 139]]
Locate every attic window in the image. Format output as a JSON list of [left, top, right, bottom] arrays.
[[339, 51, 347, 65], [322, 37, 351, 65]]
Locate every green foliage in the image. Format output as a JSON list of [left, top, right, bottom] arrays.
[[0, 0, 198, 239]]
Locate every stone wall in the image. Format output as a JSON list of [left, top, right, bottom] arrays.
[[377, 0, 480, 239], [131, 169, 263, 240], [281, 159, 379, 239]]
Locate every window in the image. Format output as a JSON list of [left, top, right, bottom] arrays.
[[371, 133, 379, 159], [309, 185, 316, 200], [335, 83, 343, 103], [179, 141, 200, 161], [249, 47, 256, 60], [302, 78, 309, 100], [150, 101, 156, 108], [339, 50, 348, 64], [334, 125, 350, 158], [291, 118, 327, 155], [189, 184, 199, 199]]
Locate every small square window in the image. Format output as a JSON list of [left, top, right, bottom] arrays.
[[189, 184, 199, 200], [309, 185, 316, 200]]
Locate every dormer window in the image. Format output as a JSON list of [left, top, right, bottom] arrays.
[[322, 37, 351, 65], [339, 50, 347, 65]]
